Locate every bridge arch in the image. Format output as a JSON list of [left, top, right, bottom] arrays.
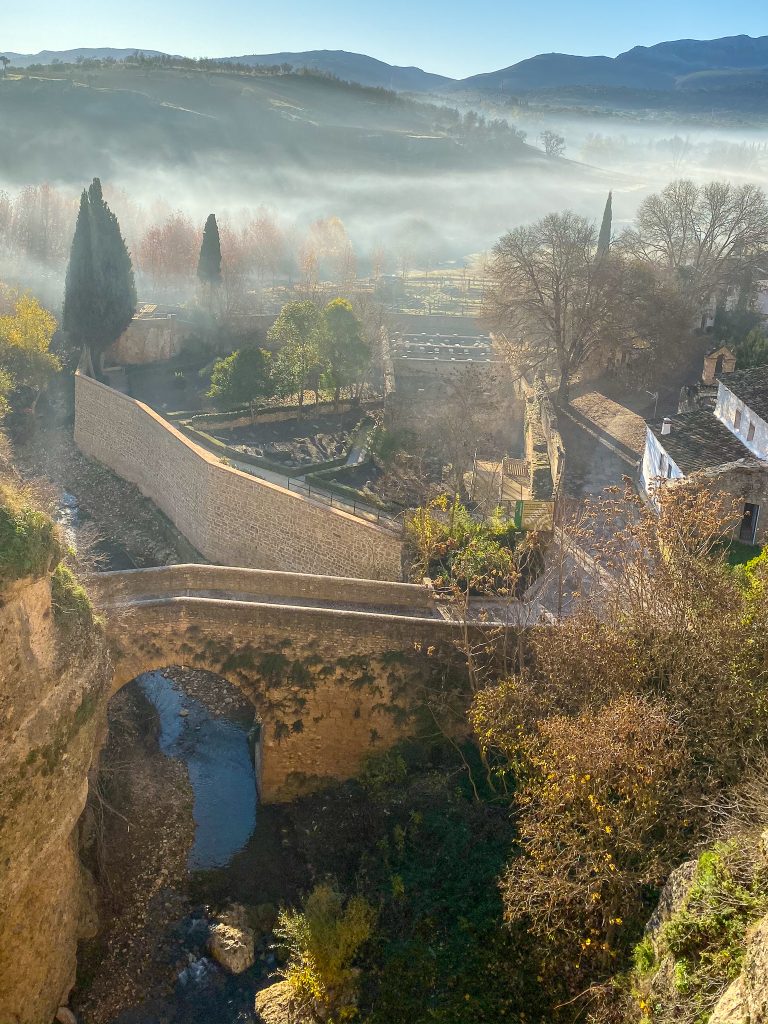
[[95, 566, 474, 802]]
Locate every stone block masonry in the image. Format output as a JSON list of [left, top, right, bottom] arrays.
[[74, 372, 403, 580], [99, 583, 472, 802]]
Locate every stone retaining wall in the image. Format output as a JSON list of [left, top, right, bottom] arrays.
[[74, 372, 403, 580], [522, 375, 565, 499]]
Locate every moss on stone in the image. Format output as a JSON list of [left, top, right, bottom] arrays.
[[632, 840, 768, 1021], [0, 483, 61, 587], [51, 562, 95, 629]]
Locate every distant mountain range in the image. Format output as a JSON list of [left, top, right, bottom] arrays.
[[460, 35, 768, 94], [4, 34, 768, 97], [3, 47, 169, 67]]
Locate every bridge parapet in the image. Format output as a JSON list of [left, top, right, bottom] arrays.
[[91, 564, 435, 613]]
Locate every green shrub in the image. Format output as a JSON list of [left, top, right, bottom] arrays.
[[359, 749, 409, 795], [51, 562, 94, 628], [635, 841, 768, 1022], [0, 484, 60, 586], [275, 882, 375, 1017], [406, 494, 538, 594], [633, 935, 656, 976]]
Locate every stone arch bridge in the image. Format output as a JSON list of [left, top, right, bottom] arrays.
[[93, 564, 501, 802]]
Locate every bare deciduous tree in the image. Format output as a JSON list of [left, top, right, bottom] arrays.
[[539, 129, 566, 157], [484, 211, 614, 398], [618, 179, 768, 308]]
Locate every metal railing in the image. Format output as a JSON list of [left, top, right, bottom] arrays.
[[502, 457, 530, 478], [235, 463, 404, 534]]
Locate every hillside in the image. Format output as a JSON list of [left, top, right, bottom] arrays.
[[4, 47, 169, 66], [0, 63, 538, 183], [225, 49, 453, 92], [0, 61, 609, 260]]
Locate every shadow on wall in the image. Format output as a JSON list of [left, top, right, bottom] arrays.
[[73, 369, 404, 581]]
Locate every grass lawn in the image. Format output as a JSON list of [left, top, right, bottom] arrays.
[[722, 539, 762, 567]]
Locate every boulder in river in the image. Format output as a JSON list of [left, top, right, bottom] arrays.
[[254, 980, 295, 1024], [207, 904, 255, 974]]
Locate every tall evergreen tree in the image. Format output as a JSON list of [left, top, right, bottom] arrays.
[[63, 191, 98, 353], [63, 178, 136, 376], [597, 191, 613, 259], [197, 214, 222, 286]]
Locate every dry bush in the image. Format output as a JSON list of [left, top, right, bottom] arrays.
[[489, 482, 767, 777], [470, 482, 768, 1015], [482, 695, 696, 990]]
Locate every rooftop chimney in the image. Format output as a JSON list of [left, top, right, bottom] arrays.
[[661, 418, 672, 436]]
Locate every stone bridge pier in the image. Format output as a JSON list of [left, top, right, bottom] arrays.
[[95, 566, 479, 802]]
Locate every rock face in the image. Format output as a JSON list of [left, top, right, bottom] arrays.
[[641, 852, 768, 1024], [709, 976, 745, 1023], [644, 858, 697, 940], [0, 573, 111, 1024], [735, 915, 768, 1022], [254, 981, 295, 1024], [208, 904, 256, 974]]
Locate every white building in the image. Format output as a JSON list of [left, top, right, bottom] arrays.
[[641, 365, 768, 545]]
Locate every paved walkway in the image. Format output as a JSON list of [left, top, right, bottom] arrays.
[[557, 388, 646, 498]]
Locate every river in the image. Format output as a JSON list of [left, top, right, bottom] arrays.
[[58, 490, 272, 1023], [137, 671, 258, 871], [107, 672, 263, 1024]]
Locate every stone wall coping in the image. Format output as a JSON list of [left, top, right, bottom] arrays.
[[102, 593, 471, 628], [91, 564, 433, 610], [74, 370, 392, 538]]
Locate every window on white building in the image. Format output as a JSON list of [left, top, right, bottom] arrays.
[[735, 409, 742, 430], [748, 421, 756, 442]]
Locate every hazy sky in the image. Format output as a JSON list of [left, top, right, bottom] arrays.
[[3, 0, 767, 77]]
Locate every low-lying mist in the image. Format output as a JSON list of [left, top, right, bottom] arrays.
[[1, 68, 766, 311]]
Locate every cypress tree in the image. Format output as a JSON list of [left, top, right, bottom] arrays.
[[597, 191, 612, 259], [197, 213, 222, 286], [63, 190, 98, 353], [63, 178, 136, 376]]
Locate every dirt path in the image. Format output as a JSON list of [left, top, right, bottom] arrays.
[[14, 423, 202, 568]]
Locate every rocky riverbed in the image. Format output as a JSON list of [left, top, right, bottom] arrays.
[[14, 423, 201, 569], [74, 669, 277, 1024]]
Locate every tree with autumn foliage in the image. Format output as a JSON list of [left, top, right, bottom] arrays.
[[137, 210, 199, 292], [0, 287, 60, 411], [470, 482, 768, 1016]]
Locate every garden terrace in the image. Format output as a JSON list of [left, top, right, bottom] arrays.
[[74, 370, 403, 577]]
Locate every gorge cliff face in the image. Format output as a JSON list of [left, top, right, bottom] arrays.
[[0, 564, 111, 1024]]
